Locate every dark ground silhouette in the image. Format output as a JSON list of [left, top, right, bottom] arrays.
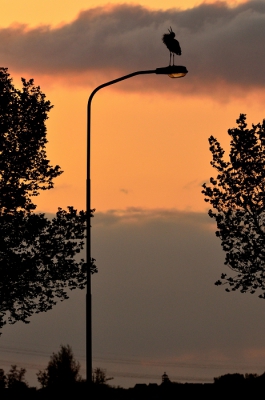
[[1, 371, 265, 399]]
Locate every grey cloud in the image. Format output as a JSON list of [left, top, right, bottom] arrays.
[[2, 208, 265, 387], [91, 208, 265, 355], [1, 1, 265, 94], [92, 208, 213, 231], [90, 208, 265, 382]]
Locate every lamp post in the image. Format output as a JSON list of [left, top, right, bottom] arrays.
[[86, 64, 188, 384]]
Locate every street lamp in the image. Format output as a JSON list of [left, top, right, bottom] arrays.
[[86, 64, 188, 384]]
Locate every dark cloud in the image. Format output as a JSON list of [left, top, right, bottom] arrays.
[[91, 208, 265, 384], [1, 1, 265, 94], [2, 207, 265, 387], [91, 208, 265, 357]]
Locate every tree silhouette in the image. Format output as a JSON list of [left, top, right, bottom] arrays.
[[202, 114, 265, 297], [214, 373, 245, 386], [0, 68, 60, 214], [37, 345, 81, 388], [0, 369, 6, 389], [92, 367, 113, 385], [0, 68, 97, 331], [6, 365, 28, 390]]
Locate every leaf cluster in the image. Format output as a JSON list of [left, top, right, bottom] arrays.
[[0, 207, 94, 328], [0, 365, 28, 390], [0, 68, 61, 214], [37, 345, 81, 388], [202, 114, 265, 297], [0, 68, 97, 330], [92, 367, 113, 385]]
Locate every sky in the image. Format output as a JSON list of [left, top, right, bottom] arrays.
[[1, 0, 265, 388]]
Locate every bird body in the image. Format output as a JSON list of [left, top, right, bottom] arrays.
[[162, 27, 181, 65]]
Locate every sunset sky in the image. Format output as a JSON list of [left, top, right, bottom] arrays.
[[1, 0, 265, 388]]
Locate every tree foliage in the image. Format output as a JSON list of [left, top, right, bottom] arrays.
[[0, 365, 29, 390], [0, 68, 97, 331], [0, 68, 61, 214], [6, 365, 28, 390], [0, 369, 6, 389], [37, 345, 81, 388], [92, 367, 113, 385], [202, 114, 265, 298]]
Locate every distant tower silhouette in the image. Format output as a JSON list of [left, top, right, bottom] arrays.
[[162, 372, 170, 384], [162, 27, 181, 66]]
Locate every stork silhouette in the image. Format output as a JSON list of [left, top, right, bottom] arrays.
[[162, 27, 181, 66]]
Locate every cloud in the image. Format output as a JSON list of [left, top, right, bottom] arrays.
[[3, 207, 265, 387], [92, 207, 214, 229], [90, 207, 265, 380], [1, 2, 265, 95]]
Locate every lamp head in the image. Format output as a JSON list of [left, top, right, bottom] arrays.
[[156, 65, 188, 78]]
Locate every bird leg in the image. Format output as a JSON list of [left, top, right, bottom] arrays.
[[172, 53, 175, 66], [169, 52, 172, 66]]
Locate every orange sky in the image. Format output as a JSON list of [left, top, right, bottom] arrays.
[[1, 0, 260, 215], [2, 0, 265, 389], [33, 86, 265, 214], [0, 1, 248, 27]]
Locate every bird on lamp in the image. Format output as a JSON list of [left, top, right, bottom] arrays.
[[162, 27, 181, 66]]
